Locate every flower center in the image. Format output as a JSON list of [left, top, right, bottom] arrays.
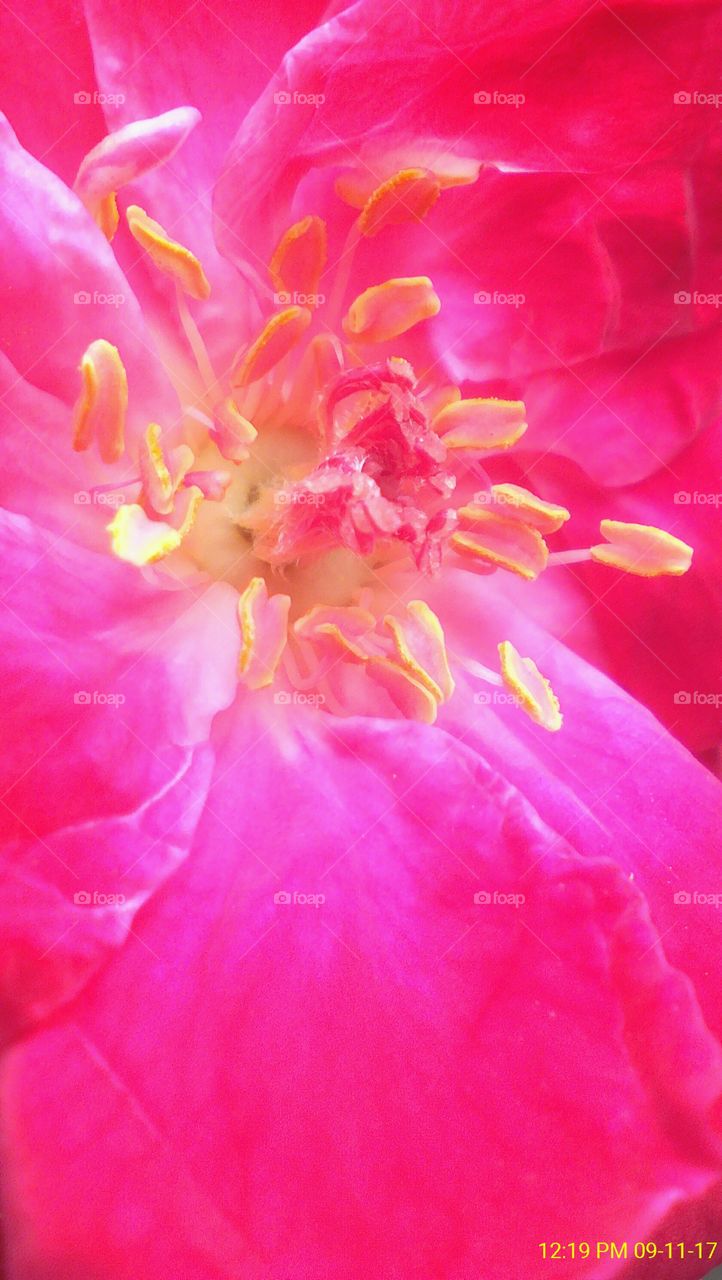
[[68, 119, 695, 728]]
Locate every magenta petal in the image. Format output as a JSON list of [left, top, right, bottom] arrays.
[[0, 510, 238, 1038], [0, 0, 104, 185], [0, 117, 176, 432], [2, 704, 721, 1277]]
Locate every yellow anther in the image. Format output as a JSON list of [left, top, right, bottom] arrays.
[[452, 509, 548, 580], [358, 168, 440, 237], [74, 108, 200, 242], [237, 577, 291, 690], [498, 640, 562, 733], [486, 484, 570, 535], [335, 154, 480, 209], [106, 485, 201, 567], [590, 520, 693, 577], [232, 306, 312, 388], [384, 601, 454, 703], [434, 398, 527, 452], [343, 277, 440, 343], [268, 215, 327, 299], [139, 423, 174, 515], [96, 192, 119, 241], [72, 339, 127, 464], [126, 204, 210, 300], [211, 398, 258, 462], [366, 655, 439, 724]]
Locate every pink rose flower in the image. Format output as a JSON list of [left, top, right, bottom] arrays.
[[0, 2, 721, 1278]]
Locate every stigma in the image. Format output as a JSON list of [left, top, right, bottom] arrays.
[[67, 124, 694, 731]]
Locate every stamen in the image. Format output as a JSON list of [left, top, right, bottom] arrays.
[[590, 520, 694, 577], [96, 193, 119, 241], [433, 399, 527, 452], [107, 485, 203, 566], [452, 508, 548, 580], [210, 398, 258, 461], [138, 423, 192, 516], [268, 216, 327, 300], [342, 277, 440, 343], [127, 205, 211, 300], [498, 640, 562, 732], [237, 578, 291, 690], [72, 339, 127, 464], [73, 107, 200, 241], [294, 601, 453, 723], [358, 168, 440, 237], [383, 601, 454, 702], [478, 484, 570, 534], [335, 154, 480, 209], [175, 285, 218, 391], [232, 306, 312, 389]]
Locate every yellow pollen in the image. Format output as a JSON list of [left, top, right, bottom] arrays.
[[96, 192, 119, 241], [232, 306, 312, 388], [72, 339, 127, 464], [343, 277, 440, 343], [434, 398, 528, 451], [126, 204, 211, 300], [591, 520, 694, 577], [498, 640, 562, 732], [487, 484, 570, 535], [237, 577, 290, 690], [268, 215, 327, 299], [107, 486, 203, 566], [452, 510, 549, 580], [358, 168, 441, 237], [139, 422, 174, 514]]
